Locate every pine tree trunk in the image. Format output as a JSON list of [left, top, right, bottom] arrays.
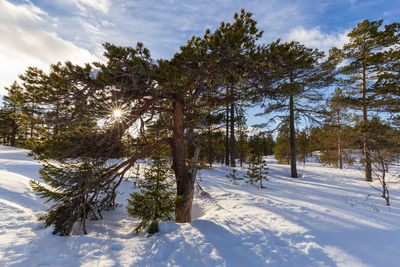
[[225, 104, 230, 166], [30, 101, 35, 138], [337, 110, 343, 169], [187, 128, 195, 159], [207, 126, 213, 167], [239, 135, 243, 167], [10, 118, 17, 147], [10, 103, 17, 147], [230, 100, 236, 167], [172, 93, 193, 223], [54, 99, 59, 136], [338, 134, 343, 169], [362, 65, 372, 182], [289, 91, 298, 178]]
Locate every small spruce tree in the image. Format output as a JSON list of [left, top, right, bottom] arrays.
[[131, 163, 141, 187], [134, 164, 141, 178], [226, 168, 244, 184], [245, 154, 269, 188], [126, 149, 175, 235]]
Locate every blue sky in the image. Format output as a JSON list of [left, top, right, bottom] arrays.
[[1, 0, 399, 125]]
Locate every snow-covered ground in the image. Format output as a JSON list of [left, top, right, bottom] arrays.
[[1, 145, 400, 266]]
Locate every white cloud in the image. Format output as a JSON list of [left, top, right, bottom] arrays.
[[286, 27, 349, 53], [0, 1, 99, 95], [70, 0, 111, 14]]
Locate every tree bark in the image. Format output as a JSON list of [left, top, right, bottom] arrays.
[[191, 140, 201, 183], [362, 64, 372, 182], [289, 91, 298, 178], [172, 93, 193, 223], [337, 110, 343, 169], [338, 134, 343, 169], [30, 101, 35, 138], [230, 100, 236, 167], [225, 104, 230, 166], [10, 119, 17, 147], [187, 128, 195, 159], [239, 133, 243, 167], [54, 99, 59, 136], [10, 103, 17, 147], [207, 126, 213, 167]]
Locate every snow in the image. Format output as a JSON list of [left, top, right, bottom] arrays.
[[1, 145, 400, 266]]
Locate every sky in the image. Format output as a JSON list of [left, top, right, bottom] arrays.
[[0, 0, 399, 125]]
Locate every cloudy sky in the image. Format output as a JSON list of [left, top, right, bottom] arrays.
[[1, 0, 399, 97]]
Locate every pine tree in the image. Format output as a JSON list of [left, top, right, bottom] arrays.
[[274, 123, 290, 164], [257, 40, 330, 178], [2, 82, 28, 147], [245, 154, 269, 188], [134, 163, 141, 177], [297, 129, 311, 164], [0, 106, 9, 145], [373, 22, 400, 115], [126, 149, 176, 235], [313, 124, 356, 168], [237, 125, 249, 167], [318, 88, 355, 168], [22, 10, 267, 227], [247, 132, 274, 158], [329, 19, 399, 181], [327, 88, 345, 168]]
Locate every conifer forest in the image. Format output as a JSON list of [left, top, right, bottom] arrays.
[[1, 2, 400, 266]]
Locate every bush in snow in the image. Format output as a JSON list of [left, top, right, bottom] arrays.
[[226, 169, 244, 184], [30, 160, 117, 236], [368, 118, 400, 206]]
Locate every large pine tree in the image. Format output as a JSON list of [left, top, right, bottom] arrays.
[[329, 19, 399, 181], [26, 10, 268, 234], [257, 40, 329, 178]]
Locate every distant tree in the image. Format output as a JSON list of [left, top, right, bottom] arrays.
[[274, 122, 290, 164], [264, 133, 275, 155], [248, 132, 274, 158], [18, 68, 47, 139], [314, 124, 356, 168], [1, 82, 28, 147], [296, 129, 311, 164], [19, 64, 73, 136], [0, 106, 9, 145], [237, 125, 249, 167], [321, 88, 353, 169]]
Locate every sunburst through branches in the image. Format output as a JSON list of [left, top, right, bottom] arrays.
[[112, 109, 123, 120]]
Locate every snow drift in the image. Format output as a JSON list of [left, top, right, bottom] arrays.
[[1, 145, 400, 266]]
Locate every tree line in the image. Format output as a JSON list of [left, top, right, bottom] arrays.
[[0, 10, 399, 234]]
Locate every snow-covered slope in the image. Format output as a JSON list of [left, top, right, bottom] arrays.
[[1, 145, 400, 267]]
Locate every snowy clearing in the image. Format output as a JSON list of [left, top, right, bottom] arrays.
[[1, 145, 400, 266]]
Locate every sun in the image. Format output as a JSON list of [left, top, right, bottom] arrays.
[[112, 109, 123, 120]]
